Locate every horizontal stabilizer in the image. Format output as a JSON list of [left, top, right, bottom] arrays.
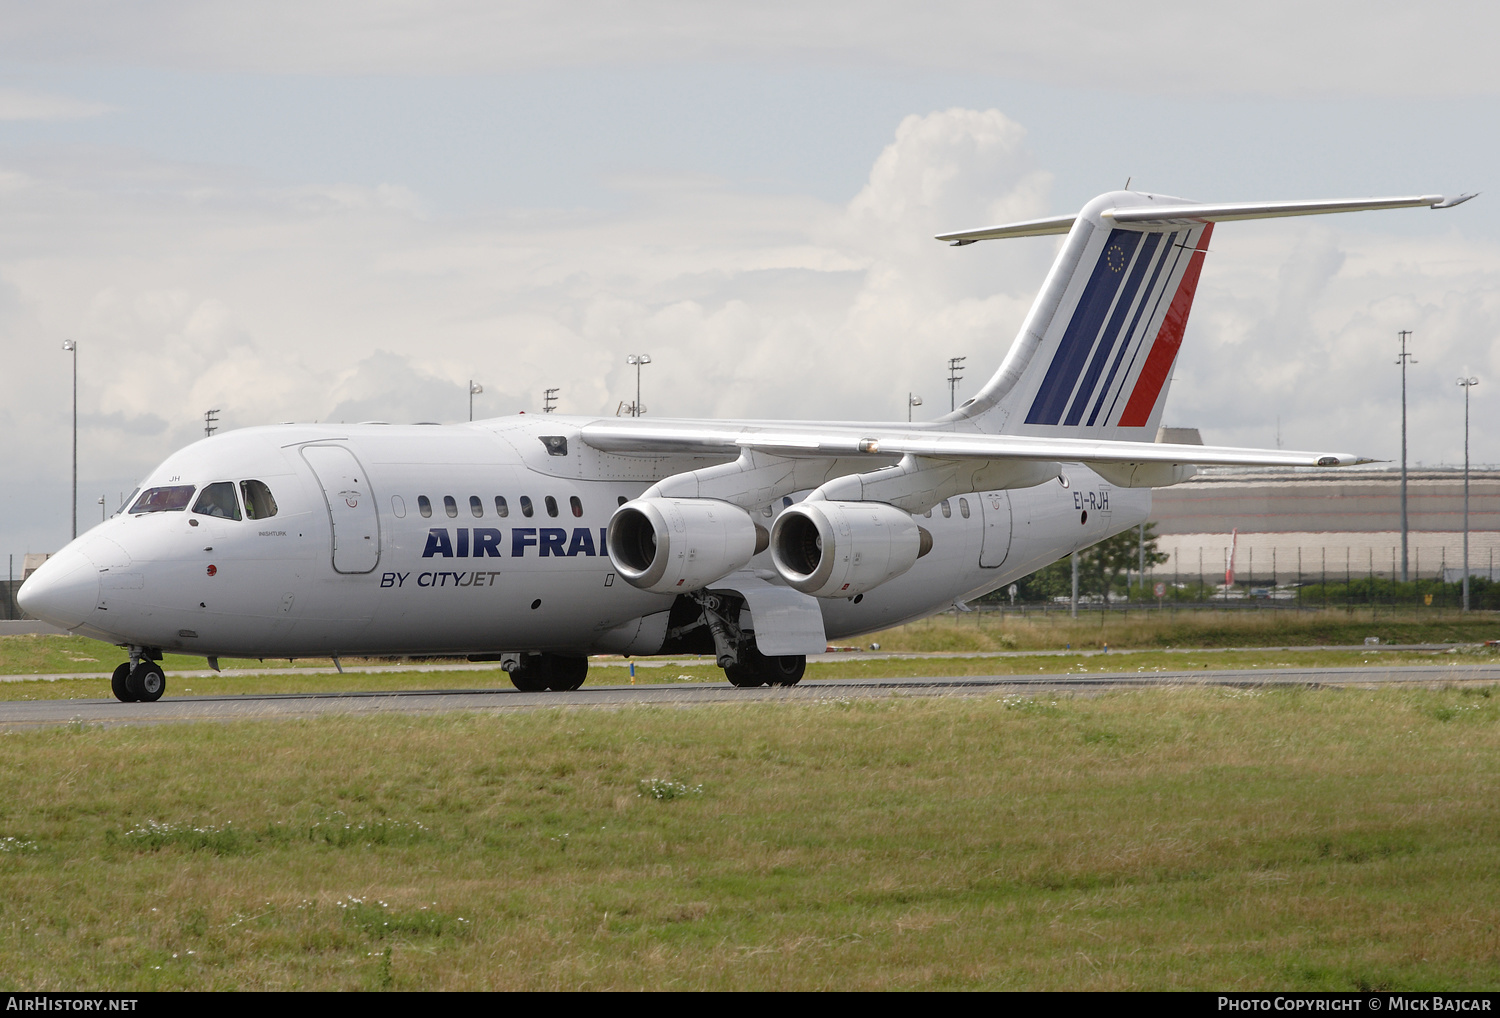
[[937, 193, 1476, 245]]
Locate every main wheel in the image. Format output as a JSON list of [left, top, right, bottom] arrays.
[[544, 655, 588, 691], [724, 649, 805, 688], [724, 663, 765, 687], [111, 663, 138, 703], [127, 662, 166, 702], [764, 654, 806, 687], [508, 657, 551, 692]]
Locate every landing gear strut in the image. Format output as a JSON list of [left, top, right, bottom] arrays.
[[111, 649, 166, 703], [677, 591, 805, 689], [504, 653, 588, 692]]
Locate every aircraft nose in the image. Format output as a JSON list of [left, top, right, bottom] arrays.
[[16, 545, 101, 630]]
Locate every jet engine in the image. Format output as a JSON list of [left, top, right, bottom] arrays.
[[607, 497, 766, 594], [770, 500, 931, 598]]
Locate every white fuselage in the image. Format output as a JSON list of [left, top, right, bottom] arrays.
[[22, 416, 1148, 659]]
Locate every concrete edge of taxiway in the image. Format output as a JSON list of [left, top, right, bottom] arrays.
[[4, 643, 1498, 684], [3, 665, 1500, 730]]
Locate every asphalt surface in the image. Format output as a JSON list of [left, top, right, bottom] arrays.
[[3, 664, 1498, 729]]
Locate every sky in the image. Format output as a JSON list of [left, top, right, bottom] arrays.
[[3, 1, 1498, 561]]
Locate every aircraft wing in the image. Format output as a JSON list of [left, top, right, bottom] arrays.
[[578, 420, 1367, 468]]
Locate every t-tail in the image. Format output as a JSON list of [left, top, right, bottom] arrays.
[[936, 188, 1476, 439]]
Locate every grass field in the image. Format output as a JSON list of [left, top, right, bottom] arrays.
[[866, 607, 1500, 653], [2, 686, 1498, 990]]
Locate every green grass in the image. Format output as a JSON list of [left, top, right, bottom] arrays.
[[866, 607, 1500, 653], [1, 687, 1498, 989]]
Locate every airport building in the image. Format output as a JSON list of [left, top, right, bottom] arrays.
[[1149, 468, 1500, 587]]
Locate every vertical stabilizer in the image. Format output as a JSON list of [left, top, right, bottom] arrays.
[[946, 190, 1212, 439]]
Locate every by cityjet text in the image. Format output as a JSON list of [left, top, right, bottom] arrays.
[[1220, 1000, 1491, 1012]]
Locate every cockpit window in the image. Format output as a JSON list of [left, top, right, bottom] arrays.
[[129, 485, 195, 514], [114, 488, 140, 517], [192, 481, 242, 521], [241, 480, 279, 520]]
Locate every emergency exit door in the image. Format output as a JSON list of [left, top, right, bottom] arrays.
[[301, 444, 381, 573]]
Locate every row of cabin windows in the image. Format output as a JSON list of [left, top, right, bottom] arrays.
[[402, 493, 586, 520], [923, 497, 970, 520]]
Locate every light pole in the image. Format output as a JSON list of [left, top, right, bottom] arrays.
[[947, 356, 966, 412], [543, 388, 558, 413], [627, 354, 651, 417], [1396, 330, 1415, 581], [469, 381, 483, 422], [907, 393, 922, 422], [1458, 375, 1479, 611], [62, 340, 76, 540]]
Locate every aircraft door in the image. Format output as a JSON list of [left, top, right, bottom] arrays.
[[978, 491, 1012, 568], [301, 445, 381, 574]]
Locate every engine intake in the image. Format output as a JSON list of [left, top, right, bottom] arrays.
[[607, 497, 765, 594], [770, 500, 929, 598]]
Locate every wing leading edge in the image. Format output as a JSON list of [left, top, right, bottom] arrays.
[[578, 420, 1367, 469]]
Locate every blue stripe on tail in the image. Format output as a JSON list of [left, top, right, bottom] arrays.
[[1024, 229, 1143, 426], [1062, 231, 1163, 426]]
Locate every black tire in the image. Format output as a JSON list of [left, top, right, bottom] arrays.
[[725, 649, 805, 687], [508, 657, 551, 692], [111, 663, 137, 703], [765, 654, 806, 687], [128, 662, 166, 702], [545, 655, 588, 691], [724, 663, 764, 688]]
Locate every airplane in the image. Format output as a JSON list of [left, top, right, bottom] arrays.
[[18, 187, 1475, 702]]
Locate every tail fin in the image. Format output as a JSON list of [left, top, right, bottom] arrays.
[[939, 189, 1471, 438]]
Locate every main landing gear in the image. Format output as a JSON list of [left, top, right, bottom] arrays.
[[110, 650, 166, 703], [673, 591, 805, 688], [504, 653, 588, 692]]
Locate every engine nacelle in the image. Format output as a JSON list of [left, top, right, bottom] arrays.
[[770, 500, 930, 598], [606, 497, 765, 594]]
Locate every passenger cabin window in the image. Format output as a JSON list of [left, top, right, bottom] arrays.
[[958, 497, 970, 519], [443, 496, 458, 518], [130, 485, 195, 514], [570, 495, 583, 518], [520, 496, 534, 518], [241, 480, 279, 520], [617, 496, 628, 507], [470, 495, 484, 518], [192, 481, 242, 520], [390, 495, 406, 519], [495, 496, 509, 518], [418, 495, 432, 518], [940, 500, 952, 519], [545, 495, 558, 518]]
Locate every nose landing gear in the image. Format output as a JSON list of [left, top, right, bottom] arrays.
[[110, 651, 166, 703]]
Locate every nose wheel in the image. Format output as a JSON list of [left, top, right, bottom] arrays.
[[111, 660, 166, 703]]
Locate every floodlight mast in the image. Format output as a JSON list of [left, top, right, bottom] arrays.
[[1458, 375, 1479, 611], [907, 393, 922, 423], [469, 381, 483, 422], [626, 354, 651, 417], [1396, 330, 1415, 582], [62, 340, 76, 540]]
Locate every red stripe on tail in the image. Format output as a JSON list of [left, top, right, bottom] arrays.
[[1117, 224, 1213, 427]]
